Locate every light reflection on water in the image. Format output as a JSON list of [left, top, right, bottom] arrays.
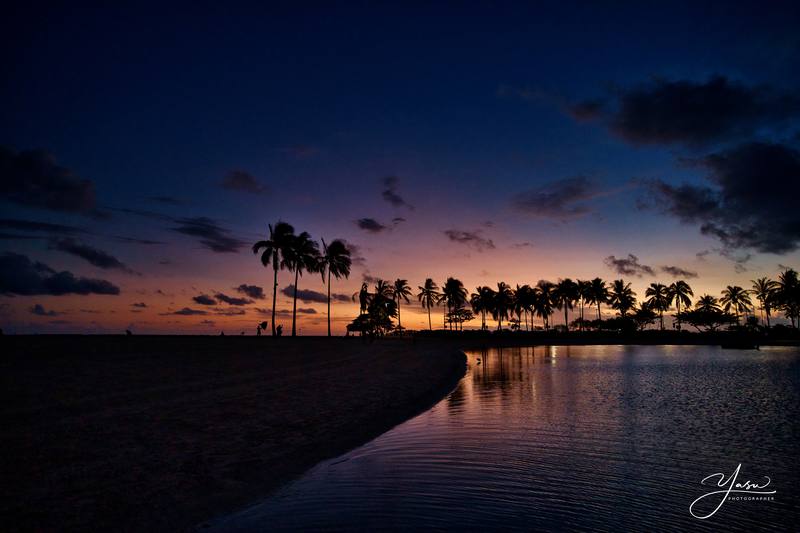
[[212, 345, 799, 531]]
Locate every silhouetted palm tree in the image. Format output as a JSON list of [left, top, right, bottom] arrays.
[[645, 283, 670, 330], [775, 268, 800, 328], [667, 280, 694, 331], [470, 285, 495, 330], [253, 221, 295, 336], [609, 279, 636, 317], [493, 282, 514, 330], [586, 277, 609, 321], [553, 278, 578, 331], [695, 294, 721, 312], [576, 279, 591, 330], [320, 239, 351, 336], [417, 278, 440, 330], [515, 284, 534, 331], [393, 279, 412, 331], [442, 277, 468, 330], [284, 231, 320, 336], [534, 280, 555, 329], [720, 285, 752, 325], [750, 277, 777, 328]]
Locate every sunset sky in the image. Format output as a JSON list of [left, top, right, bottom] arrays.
[[2, 2, 799, 334]]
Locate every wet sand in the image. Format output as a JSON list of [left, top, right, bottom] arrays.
[[0, 336, 466, 531]]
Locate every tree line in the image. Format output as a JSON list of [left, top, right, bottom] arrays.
[[253, 221, 800, 336]]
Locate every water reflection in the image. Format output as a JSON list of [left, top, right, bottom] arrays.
[[212, 346, 799, 532]]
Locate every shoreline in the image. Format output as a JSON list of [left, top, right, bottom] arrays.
[[0, 336, 466, 532]]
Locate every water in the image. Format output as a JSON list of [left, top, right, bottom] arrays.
[[212, 345, 800, 531]]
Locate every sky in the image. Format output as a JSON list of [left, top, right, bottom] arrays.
[[2, 1, 800, 334]]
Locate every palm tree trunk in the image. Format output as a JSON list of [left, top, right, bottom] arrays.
[[427, 305, 432, 331], [397, 297, 401, 331], [564, 307, 569, 332], [597, 302, 601, 321], [676, 301, 681, 331], [327, 269, 332, 336], [272, 264, 278, 336], [291, 268, 300, 336]]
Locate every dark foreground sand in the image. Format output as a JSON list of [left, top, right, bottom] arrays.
[[0, 336, 466, 531]]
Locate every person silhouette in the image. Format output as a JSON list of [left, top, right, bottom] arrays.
[[257, 324, 262, 336], [276, 324, 283, 337]]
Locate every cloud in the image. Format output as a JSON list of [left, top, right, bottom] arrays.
[[277, 145, 319, 158], [51, 238, 134, 273], [30, 304, 60, 316], [604, 254, 655, 277], [572, 76, 800, 146], [511, 176, 601, 220], [356, 218, 388, 233], [281, 284, 349, 303], [113, 236, 166, 245], [696, 250, 710, 261], [235, 284, 265, 299], [512, 242, 533, 249], [381, 176, 415, 210], [214, 307, 246, 316], [0, 146, 97, 214], [341, 241, 367, 267], [660, 265, 699, 279], [161, 307, 208, 316], [147, 196, 182, 205], [443, 229, 496, 251], [566, 99, 606, 121], [0, 218, 84, 235], [214, 292, 253, 306], [171, 217, 245, 253], [131, 302, 147, 308], [645, 142, 800, 253], [0, 252, 120, 296], [192, 294, 217, 305], [220, 170, 268, 194]]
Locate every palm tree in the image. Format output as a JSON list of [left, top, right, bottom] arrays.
[[609, 279, 636, 317], [576, 279, 591, 330], [417, 278, 440, 331], [750, 277, 778, 328], [645, 283, 670, 330], [470, 285, 495, 330], [695, 294, 721, 312], [720, 285, 752, 324], [553, 278, 578, 331], [393, 279, 413, 332], [775, 268, 800, 328], [667, 280, 694, 331], [283, 231, 320, 336], [492, 282, 514, 330], [253, 221, 295, 336], [442, 277, 468, 330], [534, 280, 555, 329], [320, 239, 351, 336], [586, 277, 609, 321], [516, 284, 534, 331]]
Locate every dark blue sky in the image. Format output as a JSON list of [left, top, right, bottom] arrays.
[[2, 2, 799, 332]]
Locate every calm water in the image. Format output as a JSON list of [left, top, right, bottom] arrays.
[[212, 345, 800, 531]]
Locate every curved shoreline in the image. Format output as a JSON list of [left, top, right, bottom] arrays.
[[1, 336, 467, 532]]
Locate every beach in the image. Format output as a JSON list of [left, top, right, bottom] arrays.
[[0, 336, 466, 531]]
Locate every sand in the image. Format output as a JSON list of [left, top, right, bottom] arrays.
[[0, 336, 466, 531]]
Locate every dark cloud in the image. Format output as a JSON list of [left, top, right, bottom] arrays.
[[511, 176, 601, 220], [214, 292, 253, 306], [646, 142, 800, 253], [147, 196, 182, 205], [277, 145, 319, 158], [0, 218, 84, 235], [342, 241, 367, 267], [111, 207, 172, 221], [696, 250, 710, 261], [660, 265, 699, 279], [192, 294, 217, 305], [356, 218, 388, 233], [0, 252, 120, 296], [161, 307, 208, 316], [0, 147, 97, 214], [131, 302, 147, 308], [30, 304, 60, 316], [220, 170, 268, 194], [113, 236, 166, 245], [281, 284, 349, 303], [512, 242, 533, 249], [172, 217, 245, 253], [443, 229, 495, 251], [236, 284, 265, 299], [573, 76, 800, 146], [296, 307, 317, 314], [51, 238, 134, 273], [567, 99, 606, 121], [214, 307, 246, 316], [381, 176, 415, 210], [604, 254, 655, 277]]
